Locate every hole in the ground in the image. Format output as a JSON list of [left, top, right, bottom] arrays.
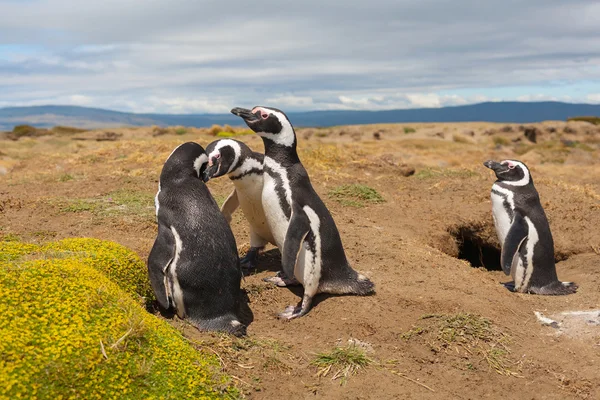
[[451, 226, 502, 271]]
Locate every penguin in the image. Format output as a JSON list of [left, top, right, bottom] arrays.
[[483, 159, 577, 295], [231, 106, 375, 319], [148, 141, 247, 336], [201, 138, 276, 269]]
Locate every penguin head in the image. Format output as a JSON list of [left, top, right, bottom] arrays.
[[161, 142, 208, 181], [231, 106, 296, 147], [201, 139, 243, 182], [483, 159, 531, 186]]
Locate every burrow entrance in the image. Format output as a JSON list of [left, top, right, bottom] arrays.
[[450, 225, 502, 271]]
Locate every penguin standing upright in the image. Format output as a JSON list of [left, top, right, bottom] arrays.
[[201, 138, 276, 269], [484, 159, 577, 295], [148, 142, 247, 336], [231, 106, 375, 319]]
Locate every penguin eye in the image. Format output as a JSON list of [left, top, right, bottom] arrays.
[[215, 153, 221, 160], [508, 164, 515, 170], [261, 113, 269, 120]]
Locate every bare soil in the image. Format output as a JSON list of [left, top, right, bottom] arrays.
[[1, 120, 599, 399]]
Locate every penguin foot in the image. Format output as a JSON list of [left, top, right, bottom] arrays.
[[263, 272, 300, 287], [240, 247, 261, 270], [530, 281, 579, 295], [502, 281, 516, 292], [278, 305, 304, 320]]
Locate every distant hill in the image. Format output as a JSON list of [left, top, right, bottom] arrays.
[[1, 101, 600, 130]]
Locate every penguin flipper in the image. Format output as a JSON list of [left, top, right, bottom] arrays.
[[282, 210, 311, 280], [220, 189, 239, 224], [147, 224, 175, 311], [501, 212, 528, 276]]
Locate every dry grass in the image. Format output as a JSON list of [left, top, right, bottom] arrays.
[[311, 343, 374, 384], [402, 313, 517, 376]]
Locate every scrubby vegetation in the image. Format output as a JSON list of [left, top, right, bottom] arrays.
[[567, 116, 600, 125], [0, 238, 238, 399], [312, 343, 373, 384]]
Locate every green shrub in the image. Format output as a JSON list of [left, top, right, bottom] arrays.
[[0, 239, 238, 399], [40, 238, 153, 300], [403, 127, 416, 134], [567, 116, 600, 125], [52, 126, 87, 135]]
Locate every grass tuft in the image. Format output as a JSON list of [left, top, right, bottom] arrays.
[[403, 127, 416, 134], [402, 313, 515, 376], [311, 344, 373, 384], [328, 184, 385, 208]]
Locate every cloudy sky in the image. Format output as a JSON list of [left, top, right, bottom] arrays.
[[1, 0, 600, 113]]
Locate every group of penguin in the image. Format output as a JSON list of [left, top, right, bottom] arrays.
[[147, 106, 578, 337]]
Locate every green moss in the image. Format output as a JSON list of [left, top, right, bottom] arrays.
[[0, 239, 238, 399], [328, 184, 385, 208]]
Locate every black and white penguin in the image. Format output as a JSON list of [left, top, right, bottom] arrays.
[[231, 106, 375, 319], [148, 142, 247, 336], [484, 159, 577, 295], [201, 138, 276, 269]]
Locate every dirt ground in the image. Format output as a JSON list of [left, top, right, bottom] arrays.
[[1, 120, 599, 399]]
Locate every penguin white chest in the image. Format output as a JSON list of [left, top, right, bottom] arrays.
[[491, 186, 513, 245], [262, 157, 292, 247], [234, 174, 275, 244]]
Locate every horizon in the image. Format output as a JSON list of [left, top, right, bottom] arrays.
[[1, 1, 600, 114], [2, 100, 600, 116]]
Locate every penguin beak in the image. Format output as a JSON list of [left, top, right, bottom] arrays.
[[202, 157, 221, 182], [483, 160, 506, 172], [231, 107, 260, 123]]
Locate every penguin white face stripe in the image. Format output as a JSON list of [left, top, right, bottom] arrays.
[[193, 154, 208, 177], [251, 107, 295, 147], [264, 156, 293, 206], [168, 226, 186, 317], [500, 160, 530, 186], [208, 139, 242, 174], [230, 157, 263, 179]]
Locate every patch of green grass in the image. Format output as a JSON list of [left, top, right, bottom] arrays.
[[399, 326, 425, 340], [59, 199, 99, 213], [174, 128, 187, 135], [328, 184, 385, 208], [413, 168, 478, 180], [311, 344, 373, 384], [492, 136, 511, 146], [215, 130, 253, 138], [54, 190, 154, 219], [403, 127, 416, 134], [58, 173, 74, 182]]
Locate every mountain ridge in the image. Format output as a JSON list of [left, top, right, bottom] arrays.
[[1, 101, 599, 130]]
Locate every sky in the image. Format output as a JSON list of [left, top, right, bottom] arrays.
[[1, 0, 600, 114]]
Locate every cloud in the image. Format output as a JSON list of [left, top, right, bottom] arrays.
[[1, 1, 600, 112]]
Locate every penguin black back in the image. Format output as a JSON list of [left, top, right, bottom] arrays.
[[148, 142, 250, 335]]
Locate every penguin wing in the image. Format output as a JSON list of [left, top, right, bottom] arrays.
[[220, 189, 239, 224], [282, 210, 311, 277], [501, 212, 529, 276], [147, 223, 176, 309]]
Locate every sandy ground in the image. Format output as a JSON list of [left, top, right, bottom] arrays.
[[1, 120, 599, 399]]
